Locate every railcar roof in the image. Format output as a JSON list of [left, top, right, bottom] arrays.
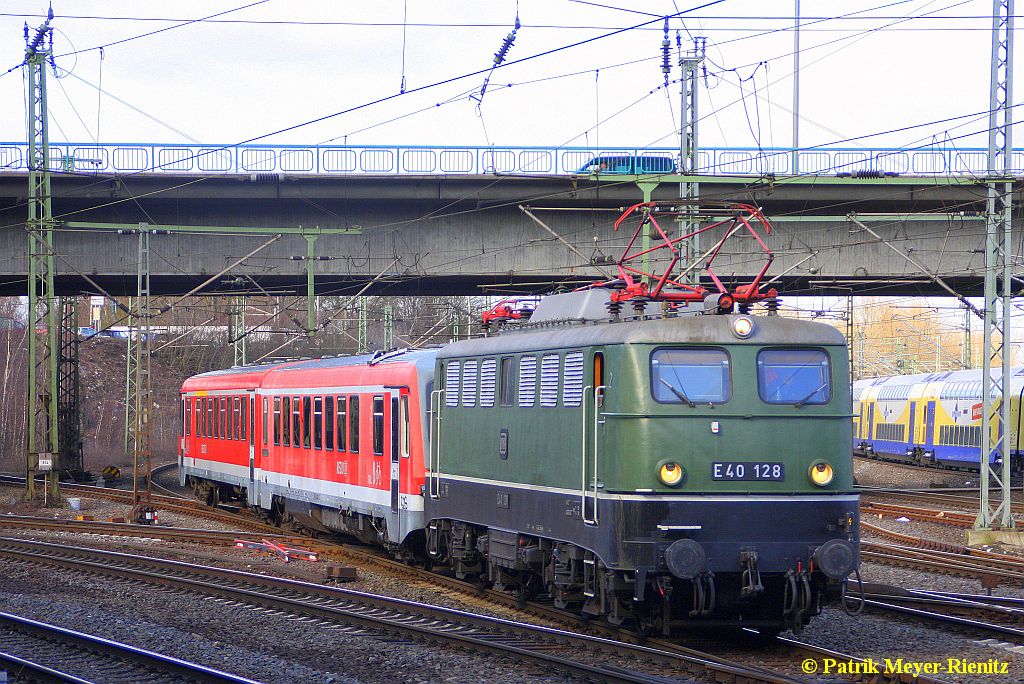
[[272, 348, 439, 373], [852, 366, 1023, 388], [183, 348, 440, 391], [438, 314, 845, 359]]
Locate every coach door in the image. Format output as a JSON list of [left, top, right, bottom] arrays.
[[390, 393, 401, 514], [247, 390, 256, 491], [908, 402, 917, 446], [925, 401, 936, 450]]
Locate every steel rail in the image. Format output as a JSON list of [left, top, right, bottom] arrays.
[[0, 537, 804, 684], [0, 610, 261, 684], [0, 514, 310, 547]]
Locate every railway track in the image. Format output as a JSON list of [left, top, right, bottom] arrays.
[[0, 474, 282, 535], [861, 587, 1024, 640], [0, 536, 816, 684], [0, 609, 260, 684], [0, 513, 315, 549], [0, 472, 961, 682]]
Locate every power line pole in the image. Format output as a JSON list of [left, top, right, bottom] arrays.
[[357, 298, 368, 353], [231, 295, 247, 366], [792, 0, 801, 175], [678, 36, 705, 286], [976, 0, 1015, 532], [383, 302, 394, 349], [57, 296, 83, 478], [24, 8, 59, 502], [130, 227, 154, 521]]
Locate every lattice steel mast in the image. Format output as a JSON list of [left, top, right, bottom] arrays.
[[24, 7, 59, 501], [130, 227, 154, 517], [678, 36, 705, 286], [976, 0, 1015, 531]]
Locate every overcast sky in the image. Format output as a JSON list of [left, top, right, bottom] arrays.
[[0, 0, 1010, 152]]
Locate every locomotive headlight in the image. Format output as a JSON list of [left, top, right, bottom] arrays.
[[658, 461, 685, 487], [731, 316, 754, 339], [808, 461, 835, 487]]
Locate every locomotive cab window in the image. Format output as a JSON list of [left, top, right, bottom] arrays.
[[757, 348, 832, 405], [651, 348, 731, 404]]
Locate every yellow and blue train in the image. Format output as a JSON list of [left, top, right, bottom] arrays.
[[853, 368, 1024, 472]]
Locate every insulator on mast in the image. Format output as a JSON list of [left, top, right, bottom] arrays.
[[661, 18, 671, 86]]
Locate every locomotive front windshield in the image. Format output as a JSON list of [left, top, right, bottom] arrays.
[[651, 348, 731, 404], [757, 348, 831, 405]]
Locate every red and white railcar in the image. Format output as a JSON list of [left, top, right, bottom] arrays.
[[180, 349, 438, 547]]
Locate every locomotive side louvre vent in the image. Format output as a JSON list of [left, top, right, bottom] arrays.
[[562, 351, 585, 407], [480, 358, 497, 407], [445, 362, 460, 407], [462, 360, 479, 407], [519, 356, 537, 407], [540, 353, 560, 407]]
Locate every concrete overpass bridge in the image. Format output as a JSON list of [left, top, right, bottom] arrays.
[[0, 141, 1017, 298]]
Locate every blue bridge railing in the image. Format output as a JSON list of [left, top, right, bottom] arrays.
[[1, 142, 1020, 177]]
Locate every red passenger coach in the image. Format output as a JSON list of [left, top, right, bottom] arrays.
[[180, 349, 439, 549]]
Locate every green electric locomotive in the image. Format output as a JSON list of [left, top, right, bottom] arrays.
[[424, 289, 859, 635]]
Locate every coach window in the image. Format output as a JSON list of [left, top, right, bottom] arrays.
[[301, 396, 312, 449], [313, 396, 323, 450], [400, 395, 410, 457], [281, 397, 291, 445], [273, 397, 281, 446], [183, 398, 190, 436], [233, 397, 241, 440], [204, 399, 211, 438], [325, 396, 335, 450], [262, 397, 269, 445], [223, 397, 230, 439], [292, 396, 301, 448], [213, 397, 221, 439], [499, 357, 516, 406], [241, 398, 248, 442], [195, 399, 202, 437], [372, 395, 385, 456], [349, 396, 360, 453], [336, 396, 347, 451]]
